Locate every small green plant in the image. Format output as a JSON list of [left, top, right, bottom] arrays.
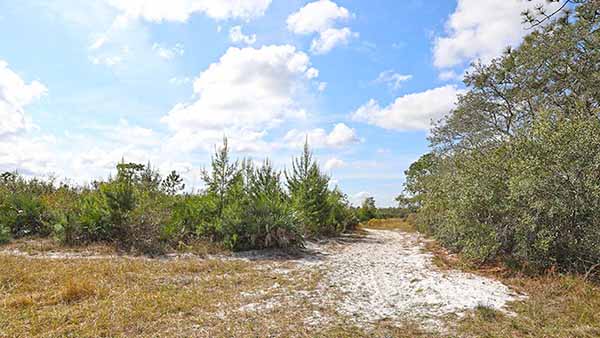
[[0, 223, 10, 243]]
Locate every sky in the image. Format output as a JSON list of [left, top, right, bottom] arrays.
[[0, 0, 561, 206]]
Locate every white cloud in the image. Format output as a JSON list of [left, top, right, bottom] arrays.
[[324, 157, 345, 171], [375, 70, 412, 90], [287, 0, 350, 34], [91, 119, 160, 147], [161, 45, 319, 153], [229, 25, 257, 45], [350, 191, 371, 206], [310, 27, 358, 54], [105, 0, 273, 23], [284, 123, 359, 149], [433, 0, 562, 69], [152, 43, 184, 60], [0, 61, 57, 175], [0, 60, 47, 137], [287, 0, 357, 54], [0, 135, 57, 176], [351, 85, 464, 131]]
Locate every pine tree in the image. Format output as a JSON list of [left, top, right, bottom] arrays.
[[162, 170, 185, 195], [286, 140, 332, 234], [201, 137, 240, 217]]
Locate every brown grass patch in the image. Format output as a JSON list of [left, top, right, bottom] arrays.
[[362, 218, 416, 232], [58, 278, 98, 304], [0, 253, 398, 337]]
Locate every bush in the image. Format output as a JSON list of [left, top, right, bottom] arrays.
[[0, 193, 53, 238], [0, 223, 9, 243]]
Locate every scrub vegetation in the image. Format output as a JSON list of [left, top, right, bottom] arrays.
[[398, 0, 600, 278], [0, 140, 358, 254]]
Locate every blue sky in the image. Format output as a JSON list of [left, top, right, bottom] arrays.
[[0, 0, 559, 206]]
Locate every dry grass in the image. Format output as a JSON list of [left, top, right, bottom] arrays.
[[0, 254, 324, 337], [0, 251, 429, 338], [361, 217, 416, 232], [2, 237, 227, 258], [1, 221, 599, 337], [454, 274, 600, 338]]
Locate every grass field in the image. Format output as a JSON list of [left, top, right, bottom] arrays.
[[1, 219, 599, 337]]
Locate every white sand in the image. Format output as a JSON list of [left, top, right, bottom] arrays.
[[309, 229, 523, 327]]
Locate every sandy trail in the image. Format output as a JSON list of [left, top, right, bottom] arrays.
[[301, 229, 523, 328]]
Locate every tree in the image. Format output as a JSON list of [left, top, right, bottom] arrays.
[[202, 137, 240, 218], [162, 170, 185, 195], [409, 0, 600, 273], [358, 196, 377, 222], [286, 140, 332, 235]]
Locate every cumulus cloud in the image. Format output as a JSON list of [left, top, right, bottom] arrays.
[[161, 45, 320, 153], [0, 60, 47, 137], [351, 85, 464, 131], [287, 0, 350, 34], [229, 26, 257, 45], [375, 70, 412, 90], [0, 61, 57, 175], [433, 0, 562, 69], [310, 27, 358, 54], [287, 0, 357, 54], [105, 0, 273, 23], [324, 157, 345, 171], [284, 123, 360, 149], [0, 135, 57, 176]]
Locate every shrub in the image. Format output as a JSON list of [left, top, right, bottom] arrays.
[[0, 193, 53, 238], [0, 223, 9, 243], [327, 189, 359, 233], [0, 139, 359, 253], [166, 194, 217, 241], [357, 196, 377, 222]]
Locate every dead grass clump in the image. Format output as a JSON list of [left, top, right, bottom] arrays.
[[5, 294, 35, 309], [58, 278, 98, 304]]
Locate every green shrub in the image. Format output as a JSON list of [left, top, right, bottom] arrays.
[[328, 189, 359, 233], [165, 194, 217, 241], [0, 193, 53, 238], [73, 191, 112, 242], [0, 223, 9, 243]]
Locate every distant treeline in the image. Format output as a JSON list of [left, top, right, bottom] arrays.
[[0, 140, 359, 253], [398, 1, 600, 276]]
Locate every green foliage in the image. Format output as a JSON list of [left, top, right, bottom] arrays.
[[357, 197, 377, 222], [0, 224, 9, 243], [286, 141, 333, 235], [327, 188, 359, 233], [0, 173, 55, 238], [408, 1, 600, 273], [0, 138, 357, 253], [162, 170, 185, 195]]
